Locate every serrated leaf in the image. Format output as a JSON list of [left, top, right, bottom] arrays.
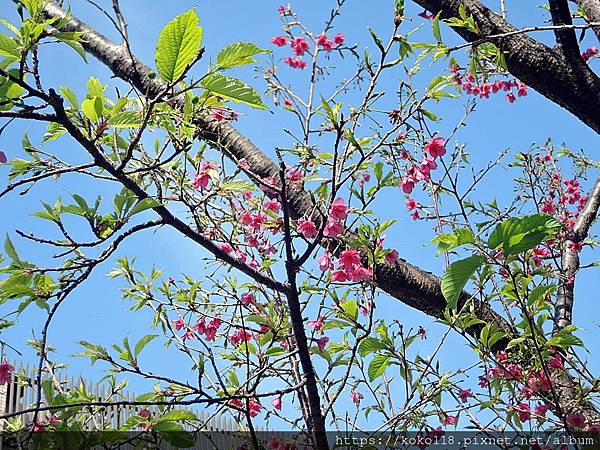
[[155, 9, 203, 82], [220, 179, 255, 191], [109, 111, 142, 128], [488, 214, 561, 256], [215, 41, 270, 69], [201, 73, 267, 110], [0, 33, 19, 59], [358, 337, 386, 357], [368, 355, 390, 381], [157, 409, 197, 422], [441, 255, 484, 309]]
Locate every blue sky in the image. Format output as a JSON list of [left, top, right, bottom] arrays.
[[0, 0, 599, 429]]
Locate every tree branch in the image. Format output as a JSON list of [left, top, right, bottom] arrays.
[[413, 0, 600, 134], [554, 176, 600, 332]]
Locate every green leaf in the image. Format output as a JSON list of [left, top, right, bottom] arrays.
[[59, 86, 79, 109], [134, 334, 158, 358], [441, 255, 484, 309], [155, 9, 203, 82], [157, 409, 197, 422], [432, 13, 442, 43], [0, 33, 19, 59], [431, 228, 475, 255], [109, 111, 142, 128], [4, 235, 19, 262], [368, 355, 390, 381], [82, 97, 103, 122], [546, 326, 584, 349], [488, 214, 561, 256], [215, 41, 270, 69], [129, 198, 161, 217], [358, 337, 386, 357], [87, 77, 105, 98], [201, 73, 267, 110]]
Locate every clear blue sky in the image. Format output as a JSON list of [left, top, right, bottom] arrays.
[[0, 0, 598, 429]]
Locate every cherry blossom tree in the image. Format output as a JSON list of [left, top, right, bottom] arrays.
[[0, 0, 599, 449]]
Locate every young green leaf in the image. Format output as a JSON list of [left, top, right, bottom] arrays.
[[441, 255, 484, 309], [201, 73, 267, 110], [215, 41, 270, 69], [155, 9, 203, 82], [487, 214, 561, 256], [368, 354, 390, 381]]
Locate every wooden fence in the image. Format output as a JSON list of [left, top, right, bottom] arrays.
[[0, 360, 244, 432]]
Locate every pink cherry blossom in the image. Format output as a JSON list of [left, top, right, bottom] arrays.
[[192, 172, 211, 189], [241, 292, 256, 306], [173, 318, 185, 331], [459, 389, 473, 403], [219, 243, 233, 254], [297, 218, 318, 238], [333, 33, 345, 45], [284, 56, 307, 69], [516, 403, 531, 421], [424, 137, 446, 158], [291, 37, 310, 56], [264, 199, 281, 213], [315, 336, 329, 352], [338, 249, 361, 270], [0, 361, 14, 385], [385, 249, 399, 265], [271, 396, 282, 411], [406, 198, 418, 210], [249, 399, 262, 417], [323, 220, 343, 238], [443, 415, 457, 426], [229, 329, 252, 346], [271, 36, 288, 47], [547, 354, 565, 370], [307, 316, 325, 332], [534, 403, 550, 419], [350, 389, 363, 405], [318, 251, 334, 271], [329, 198, 348, 221], [331, 269, 348, 282], [316, 33, 334, 52]]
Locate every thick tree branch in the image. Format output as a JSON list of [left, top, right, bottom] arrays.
[[554, 176, 600, 332], [413, 0, 600, 134], [549, 0, 581, 59]]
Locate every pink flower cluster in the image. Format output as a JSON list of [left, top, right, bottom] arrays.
[[0, 360, 14, 385], [399, 137, 445, 198], [271, 30, 344, 69], [229, 328, 253, 346], [582, 47, 598, 63], [330, 249, 373, 282], [174, 316, 221, 342], [210, 107, 238, 122], [451, 66, 528, 103], [325, 197, 348, 237], [229, 398, 262, 417], [316, 32, 345, 51], [191, 161, 218, 190]]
